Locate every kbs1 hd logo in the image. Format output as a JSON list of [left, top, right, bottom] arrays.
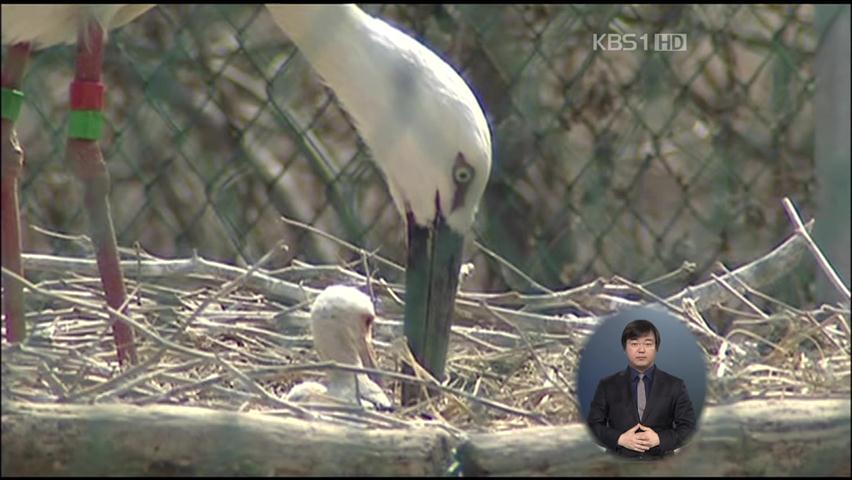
[[593, 33, 687, 52]]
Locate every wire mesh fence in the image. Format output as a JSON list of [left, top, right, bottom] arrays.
[[3, 6, 850, 475], [7, 4, 819, 302]]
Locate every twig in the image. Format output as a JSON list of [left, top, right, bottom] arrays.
[[21, 251, 314, 304], [665, 221, 814, 311], [781, 197, 850, 301], [279, 214, 404, 274], [710, 273, 769, 319], [473, 239, 553, 294], [1, 267, 217, 362], [640, 261, 697, 289], [457, 278, 607, 311], [216, 355, 317, 420], [29, 224, 93, 251], [159, 239, 292, 346], [84, 359, 206, 402], [478, 301, 577, 414], [717, 262, 808, 316], [64, 282, 145, 396]]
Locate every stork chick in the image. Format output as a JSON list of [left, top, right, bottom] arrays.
[[287, 285, 391, 409]]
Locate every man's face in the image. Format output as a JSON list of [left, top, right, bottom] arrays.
[[625, 331, 656, 372]]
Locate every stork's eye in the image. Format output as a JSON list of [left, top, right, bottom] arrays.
[[451, 153, 476, 212], [453, 164, 474, 184]]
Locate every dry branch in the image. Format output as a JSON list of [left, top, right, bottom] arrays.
[[19, 253, 596, 344], [664, 220, 813, 311], [782, 198, 851, 301], [21, 253, 318, 304], [20, 219, 811, 342]]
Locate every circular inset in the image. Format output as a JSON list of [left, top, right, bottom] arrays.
[[576, 305, 706, 460]]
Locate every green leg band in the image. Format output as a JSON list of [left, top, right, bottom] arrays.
[[1, 88, 25, 123], [68, 110, 105, 140]]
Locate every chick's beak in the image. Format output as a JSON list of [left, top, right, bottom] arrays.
[[356, 318, 384, 387]]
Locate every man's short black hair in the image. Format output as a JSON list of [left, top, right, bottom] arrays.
[[621, 319, 660, 351]]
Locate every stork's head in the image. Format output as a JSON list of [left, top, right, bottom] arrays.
[[344, 9, 493, 386], [265, 4, 491, 234], [356, 13, 493, 238], [265, 4, 492, 388], [310, 285, 382, 384]]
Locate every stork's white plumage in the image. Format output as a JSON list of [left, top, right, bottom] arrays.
[[287, 285, 391, 409], [266, 5, 491, 233], [1, 5, 154, 48], [266, 5, 492, 388]]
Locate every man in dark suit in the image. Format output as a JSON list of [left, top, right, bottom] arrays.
[[587, 319, 696, 459]]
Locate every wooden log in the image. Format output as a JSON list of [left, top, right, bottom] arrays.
[[3, 399, 849, 475], [456, 398, 851, 476], [1, 401, 454, 476]]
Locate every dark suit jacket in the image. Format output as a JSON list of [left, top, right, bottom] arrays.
[[587, 366, 696, 459]]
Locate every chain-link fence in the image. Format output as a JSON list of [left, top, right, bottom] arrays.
[[7, 5, 820, 302]]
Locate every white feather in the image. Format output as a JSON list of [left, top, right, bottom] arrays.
[[265, 4, 492, 234], [1, 4, 154, 48]]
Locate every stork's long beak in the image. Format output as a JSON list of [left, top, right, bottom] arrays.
[[357, 320, 384, 388], [403, 213, 464, 385]]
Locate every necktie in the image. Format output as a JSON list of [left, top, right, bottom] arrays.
[[637, 373, 646, 420]]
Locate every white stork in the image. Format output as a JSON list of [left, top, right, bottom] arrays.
[[265, 5, 492, 390], [1, 5, 154, 361], [287, 285, 391, 409], [1, 5, 154, 49]]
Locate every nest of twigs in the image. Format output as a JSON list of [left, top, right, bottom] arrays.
[[2, 221, 850, 436]]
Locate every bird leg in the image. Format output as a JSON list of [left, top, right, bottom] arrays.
[[67, 21, 137, 365], [1, 42, 31, 342]]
